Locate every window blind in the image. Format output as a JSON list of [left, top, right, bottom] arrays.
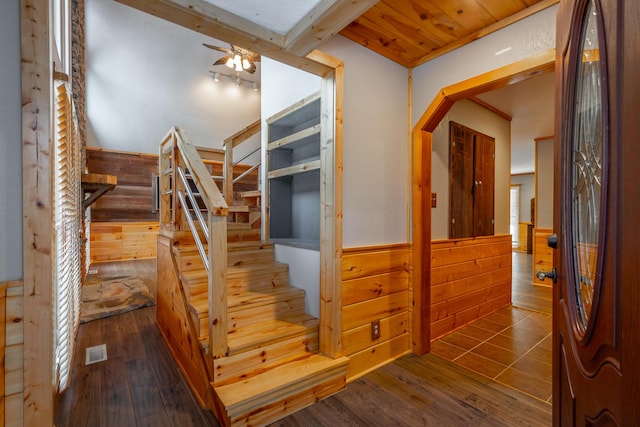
[[54, 81, 83, 391]]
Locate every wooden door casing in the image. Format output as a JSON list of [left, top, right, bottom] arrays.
[[553, 0, 640, 425]]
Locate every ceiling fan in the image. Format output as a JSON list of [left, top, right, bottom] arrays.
[[203, 43, 260, 74]]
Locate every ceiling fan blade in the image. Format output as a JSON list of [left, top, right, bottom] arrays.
[[245, 53, 261, 62], [246, 62, 257, 74], [213, 56, 230, 66], [202, 43, 234, 55]]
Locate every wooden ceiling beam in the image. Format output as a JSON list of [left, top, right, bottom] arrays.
[[285, 0, 378, 56], [114, 0, 333, 76]]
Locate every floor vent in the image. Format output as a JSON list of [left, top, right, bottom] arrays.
[[85, 344, 108, 365]]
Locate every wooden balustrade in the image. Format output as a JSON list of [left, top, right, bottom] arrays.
[[223, 119, 261, 205], [159, 127, 229, 357]]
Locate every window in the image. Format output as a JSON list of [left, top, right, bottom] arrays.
[[510, 184, 520, 247], [54, 80, 83, 392]]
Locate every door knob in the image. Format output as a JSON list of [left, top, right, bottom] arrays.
[[536, 268, 557, 283], [547, 233, 557, 249]]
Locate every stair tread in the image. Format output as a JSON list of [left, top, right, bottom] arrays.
[[228, 205, 250, 212], [227, 313, 318, 354], [190, 285, 305, 315], [214, 354, 349, 413], [181, 261, 288, 285], [240, 190, 261, 198]]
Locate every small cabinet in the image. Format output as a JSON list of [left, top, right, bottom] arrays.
[[267, 92, 321, 248]]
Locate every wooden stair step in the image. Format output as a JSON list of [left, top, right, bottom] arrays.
[[179, 261, 288, 285], [180, 262, 290, 298], [240, 190, 261, 198], [228, 205, 250, 213], [189, 286, 306, 315], [213, 354, 349, 425], [227, 313, 318, 355], [189, 286, 307, 338], [227, 227, 261, 243]]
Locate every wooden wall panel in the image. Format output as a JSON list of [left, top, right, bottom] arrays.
[[2, 281, 24, 427], [156, 236, 210, 407], [430, 235, 512, 341], [533, 228, 554, 286], [341, 244, 411, 381], [86, 148, 259, 223], [86, 148, 159, 222], [90, 221, 159, 263]]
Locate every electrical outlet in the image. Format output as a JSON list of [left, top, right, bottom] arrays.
[[371, 320, 381, 340]]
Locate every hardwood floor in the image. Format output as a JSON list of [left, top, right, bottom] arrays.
[[57, 258, 552, 426], [55, 304, 219, 427]]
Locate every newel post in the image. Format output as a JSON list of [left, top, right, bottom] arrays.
[[208, 212, 228, 357]]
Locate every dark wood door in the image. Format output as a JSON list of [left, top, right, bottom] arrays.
[[553, 0, 640, 425], [449, 121, 495, 238], [473, 133, 495, 237], [449, 121, 474, 238]]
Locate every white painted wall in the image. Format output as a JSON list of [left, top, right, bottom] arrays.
[[431, 100, 511, 240], [0, 0, 23, 282], [86, 0, 261, 155], [412, 5, 558, 128], [319, 35, 409, 247], [261, 57, 322, 316], [536, 137, 554, 228]]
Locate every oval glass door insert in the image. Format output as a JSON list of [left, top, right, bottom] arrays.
[[571, 0, 604, 331]]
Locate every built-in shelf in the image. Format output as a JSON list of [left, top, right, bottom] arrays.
[[267, 92, 321, 245], [81, 173, 117, 209]]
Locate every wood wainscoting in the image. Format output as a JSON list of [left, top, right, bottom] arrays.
[[431, 235, 512, 341], [341, 244, 411, 381], [532, 228, 554, 286], [90, 221, 160, 263], [1, 280, 24, 427]]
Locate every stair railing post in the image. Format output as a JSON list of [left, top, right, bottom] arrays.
[[208, 211, 228, 358], [159, 136, 171, 232], [223, 141, 234, 205], [172, 133, 184, 232]]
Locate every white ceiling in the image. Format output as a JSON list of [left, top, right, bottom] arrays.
[[203, 0, 329, 35], [476, 72, 555, 174]]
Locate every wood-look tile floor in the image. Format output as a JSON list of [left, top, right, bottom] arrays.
[[433, 251, 553, 404]]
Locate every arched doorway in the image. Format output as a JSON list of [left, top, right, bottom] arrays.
[[411, 51, 555, 354]]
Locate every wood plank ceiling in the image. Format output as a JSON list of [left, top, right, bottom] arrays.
[[339, 0, 558, 68]]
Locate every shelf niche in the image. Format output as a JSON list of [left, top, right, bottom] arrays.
[[267, 91, 321, 249]]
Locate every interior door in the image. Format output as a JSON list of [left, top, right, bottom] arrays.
[[473, 133, 495, 237], [553, 0, 640, 424]]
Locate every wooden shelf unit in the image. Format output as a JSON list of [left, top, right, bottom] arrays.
[[267, 92, 321, 246]]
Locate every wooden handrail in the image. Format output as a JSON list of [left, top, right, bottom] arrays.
[[175, 128, 228, 216], [223, 119, 261, 205], [159, 126, 228, 358]]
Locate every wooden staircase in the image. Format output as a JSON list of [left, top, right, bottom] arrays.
[[157, 126, 348, 426], [159, 194, 348, 426], [171, 234, 348, 426]]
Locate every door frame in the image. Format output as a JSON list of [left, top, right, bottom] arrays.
[[411, 50, 556, 354]]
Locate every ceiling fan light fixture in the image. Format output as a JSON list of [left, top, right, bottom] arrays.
[[242, 58, 251, 70], [225, 57, 234, 68]]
